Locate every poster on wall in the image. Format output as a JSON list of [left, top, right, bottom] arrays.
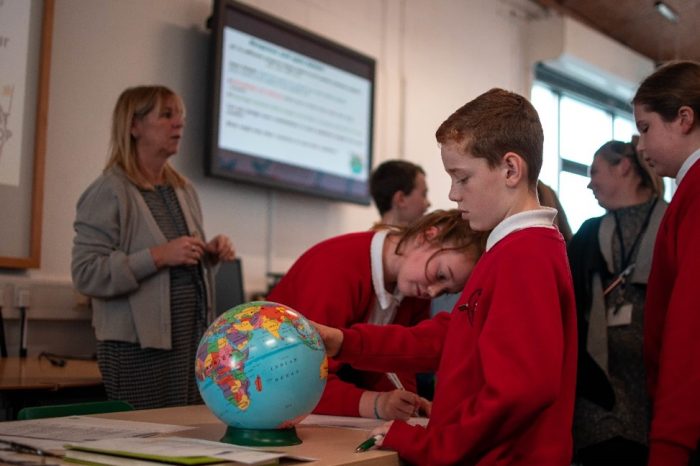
[[0, 0, 52, 269], [0, 0, 31, 187]]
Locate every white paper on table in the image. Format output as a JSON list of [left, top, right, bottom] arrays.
[[0, 416, 191, 452], [299, 414, 428, 430], [66, 436, 314, 464], [0, 434, 67, 452]]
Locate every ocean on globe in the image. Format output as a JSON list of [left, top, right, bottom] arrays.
[[195, 301, 328, 431]]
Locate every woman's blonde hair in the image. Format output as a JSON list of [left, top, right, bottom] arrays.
[[106, 85, 187, 189], [595, 140, 664, 197]]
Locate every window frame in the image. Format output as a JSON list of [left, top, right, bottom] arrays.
[[533, 63, 640, 233]]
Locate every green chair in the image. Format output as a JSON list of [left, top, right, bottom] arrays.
[[16, 400, 134, 420]]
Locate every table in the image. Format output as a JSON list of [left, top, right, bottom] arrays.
[[0, 356, 102, 390], [95, 405, 399, 466], [0, 356, 103, 420]]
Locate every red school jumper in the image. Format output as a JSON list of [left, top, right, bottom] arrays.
[[645, 160, 700, 466], [267, 231, 429, 417], [338, 227, 577, 465]]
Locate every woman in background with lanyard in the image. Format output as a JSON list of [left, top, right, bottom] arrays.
[[568, 139, 666, 465]]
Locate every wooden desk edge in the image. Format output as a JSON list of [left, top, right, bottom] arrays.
[[95, 406, 400, 466]]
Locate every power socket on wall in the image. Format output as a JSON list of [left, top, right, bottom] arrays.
[[0, 281, 92, 320]]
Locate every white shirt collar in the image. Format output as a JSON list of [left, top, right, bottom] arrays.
[[675, 147, 700, 186], [486, 207, 557, 251], [370, 230, 403, 310]]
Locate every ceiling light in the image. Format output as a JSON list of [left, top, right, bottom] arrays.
[[655, 1, 679, 23]]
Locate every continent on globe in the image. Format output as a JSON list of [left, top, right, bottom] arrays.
[[195, 301, 327, 431]]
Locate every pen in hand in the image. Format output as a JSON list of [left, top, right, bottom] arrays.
[[387, 372, 426, 417], [386, 372, 405, 390], [355, 433, 384, 453]]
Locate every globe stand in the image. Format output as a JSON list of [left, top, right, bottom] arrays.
[[220, 426, 302, 446]]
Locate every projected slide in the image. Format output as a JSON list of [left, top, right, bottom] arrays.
[[218, 28, 371, 180]]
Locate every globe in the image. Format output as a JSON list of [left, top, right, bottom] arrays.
[[195, 301, 328, 446]]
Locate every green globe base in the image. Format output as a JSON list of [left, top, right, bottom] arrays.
[[220, 426, 302, 446]]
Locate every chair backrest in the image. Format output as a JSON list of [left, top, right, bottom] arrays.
[[16, 400, 134, 420], [214, 258, 245, 316]]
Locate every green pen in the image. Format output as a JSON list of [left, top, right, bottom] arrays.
[[355, 434, 384, 453]]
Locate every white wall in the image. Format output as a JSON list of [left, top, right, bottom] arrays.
[[0, 1, 648, 345], [526, 15, 653, 102], [6, 0, 536, 291]]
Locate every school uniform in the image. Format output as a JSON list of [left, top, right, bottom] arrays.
[[645, 150, 700, 466], [337, 209, 577, 465], [267, 231, 429, 417]]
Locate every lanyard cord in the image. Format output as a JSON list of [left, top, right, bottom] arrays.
[[612, 196, 658, 275]]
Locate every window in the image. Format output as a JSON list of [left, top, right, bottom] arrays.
[[531, 65, 672, 234]]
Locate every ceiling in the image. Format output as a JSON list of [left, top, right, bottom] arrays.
[[529, 0, 700, 64]]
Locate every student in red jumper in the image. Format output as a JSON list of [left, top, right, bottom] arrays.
[[268, 209, 486, 422], [315, 88, 577, 465], [632, 60, 700, 466], [369, 159, 430, 229]]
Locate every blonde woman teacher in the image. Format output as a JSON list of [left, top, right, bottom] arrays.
[[72, 86, 235, 410]]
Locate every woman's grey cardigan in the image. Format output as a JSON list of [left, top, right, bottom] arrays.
[[71, 167, 215, 349]]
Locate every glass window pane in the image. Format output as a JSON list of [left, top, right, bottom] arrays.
[[560, 96, 612, 166], [614, 116, 636, 143], [532, 84, 559, 190], [559, 171, 604, 233]]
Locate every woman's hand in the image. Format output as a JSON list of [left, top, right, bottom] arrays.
[[151, 235, 206, 268], [311, 321, 343, 357], [205, 234, 236, 263]]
